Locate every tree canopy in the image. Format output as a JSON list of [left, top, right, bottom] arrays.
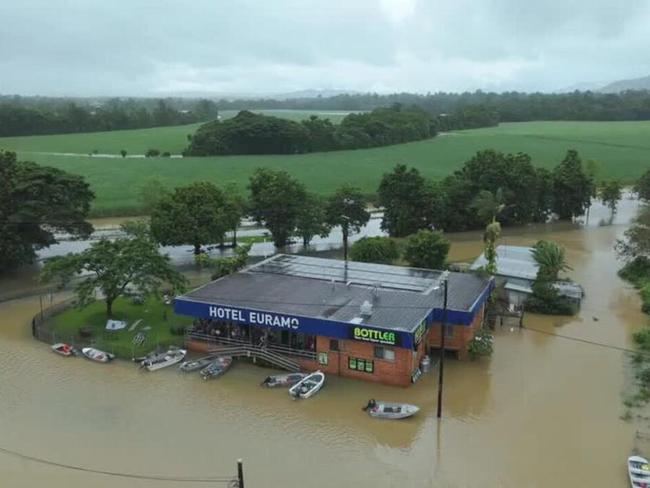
[[403, 230, 450, 270], [0, 150, 94, 272], [248, 168, 307, 247], [41, 222, 186, 316], [599, 180, 623, 214], [149, 182, 229, 255], [295, 193, 330, 247], [377, 164, 434, 237], [325, 185, 370, 261], [636, 169, 650, 202], [349, 237, 399, 264], [551, 150, 596, 220]]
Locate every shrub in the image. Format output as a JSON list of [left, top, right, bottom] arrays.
[[633, 328, 650, 352], [161, 151, 171, 158], [403, 230, 450, 269], [169, 325, 187, 336], [349, 237, 399, 264], [619, 257, 650, 287], [145, 148, 160, 158], [468, 327, 493, 360]]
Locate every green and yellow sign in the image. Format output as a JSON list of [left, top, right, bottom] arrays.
[[351, 326, 399, 346]]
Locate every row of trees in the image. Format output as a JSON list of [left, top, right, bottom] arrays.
[[207, 90, 650, 122], [185, 106, 438, 156], [378, 150, 597, 236], [0, 98, 219, 137]]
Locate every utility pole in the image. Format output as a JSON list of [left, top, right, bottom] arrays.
[[237, 458, 244, 488], [436, 275, 449, 419]]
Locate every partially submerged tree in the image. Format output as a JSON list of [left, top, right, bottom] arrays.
[[378, 164, 434, 237], [196, 243, 252, 280], [532, 240, 572, 282], [552, 150, 596, 220], [248, 168, 307, 247], [0, 150, 94, 272], [635, 168, 650, 202], [471, 188, 506, 225], [295, 193, 329, 247], [41, 222, 187, 317], [222, 184, 247, 247], [616, 206, 650, 262], [482, 220, 501, 276], [325, 185, 370, 261], [528, 240, 574, 315], [403, 230, 450, 270], [150, 182, 228, 255], [599, 180, 623, 214]]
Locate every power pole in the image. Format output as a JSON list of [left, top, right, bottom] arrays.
[[237, 459, 244, 488], [436, 277, 448, 419]]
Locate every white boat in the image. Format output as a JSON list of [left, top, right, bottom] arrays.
[[81, 347, 114, 363], [200, 357, 233, 380], [142, 348, 187, 371], [363, 399, 420, 419], [179, 355, 215, 372], [628, 455, 650, 487], [51, 343, 75, 357], [261, 373, 306, 388], [289, 370, 325, 399]]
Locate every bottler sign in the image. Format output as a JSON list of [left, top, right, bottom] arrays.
[[351, 326, 399, 346]]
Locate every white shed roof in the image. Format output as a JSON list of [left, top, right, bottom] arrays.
[[470, 245, 539, 281]]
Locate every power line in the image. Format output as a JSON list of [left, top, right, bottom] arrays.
[[0, 445, 236, 484]]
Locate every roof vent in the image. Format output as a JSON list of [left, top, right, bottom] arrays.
[[360, 300, 373, 317]]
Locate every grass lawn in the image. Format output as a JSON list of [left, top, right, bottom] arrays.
[[49, 296, 194, 359], [1, 120, 649, 216]]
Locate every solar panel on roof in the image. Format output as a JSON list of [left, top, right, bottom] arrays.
[[252, 254, 441, 292]]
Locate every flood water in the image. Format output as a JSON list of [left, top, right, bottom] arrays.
[[1, 196, 649, 487]]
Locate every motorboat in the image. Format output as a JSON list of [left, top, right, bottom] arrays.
[[629, 455, 650, 487], [142, 348, 187, 372], [51, 343, 75, 357], [261, 373, 306, 388], [81, 347, 114, 363], [363, 399, 420, 419], [179, 355, 215, 373], [289, 371, 325, 399], [200, 357, 233, 380]]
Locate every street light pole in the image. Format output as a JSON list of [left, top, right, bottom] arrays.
[[436, 276, 449, 419]]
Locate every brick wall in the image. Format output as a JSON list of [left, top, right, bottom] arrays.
[[427, 304, 485, 360]]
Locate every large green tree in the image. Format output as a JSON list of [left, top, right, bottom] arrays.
[[41, 223, 186, 316], [325, 185, 370, 261], [295, 193, 329, 247], [248, 168, 307, 247], [150, 182, 228, 255], [0, 150, 94, 272], [377, 164, 434, 237], [532, 240, 571, 282], [403, 230, 450, 270], [222, 184, 248, 247], [552, 150, 595, 220], [617, 206, 650, 261]]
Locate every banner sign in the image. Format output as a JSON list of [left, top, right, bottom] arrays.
[[174, 299, 415, 349]]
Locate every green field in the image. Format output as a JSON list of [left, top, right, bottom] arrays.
[[1, 120, 649, 216]]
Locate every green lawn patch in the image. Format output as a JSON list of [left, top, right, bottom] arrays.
[[49, 296, 194, 359], [2, 120, 650, 216]]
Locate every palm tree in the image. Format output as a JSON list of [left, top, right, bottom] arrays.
[[471, 188, 506, 224], [532, 240, 571, 282]]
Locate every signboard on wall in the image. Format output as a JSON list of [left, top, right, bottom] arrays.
[[174, 298, 415, 349]]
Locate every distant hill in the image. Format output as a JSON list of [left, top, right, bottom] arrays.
[[599, 75, 650, 93]]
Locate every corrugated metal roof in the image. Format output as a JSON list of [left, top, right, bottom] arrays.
[[470, 245, 539, 281], [179, 254, 492, 332]]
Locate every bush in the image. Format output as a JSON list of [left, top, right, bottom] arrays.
[[403, 230, 450, 269], [619, 257, 650, 286], [349, 237, 399, 264], [526, 282, 576, 315], [468, 327, 493, 360], [145, 148, 160, 158], [169, 325, 187, 336], [161, 151, 171, 158], [633, 328, 650, 352]]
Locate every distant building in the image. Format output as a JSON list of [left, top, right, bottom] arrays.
[[470, 245, 584, 309]]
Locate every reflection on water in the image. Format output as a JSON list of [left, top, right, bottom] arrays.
[[1, 194, 649, 487]]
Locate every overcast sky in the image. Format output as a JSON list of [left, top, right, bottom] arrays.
[[1, 0, 649, 97]]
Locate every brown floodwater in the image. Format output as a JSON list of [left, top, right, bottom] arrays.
[[1, 196, 649, 487]]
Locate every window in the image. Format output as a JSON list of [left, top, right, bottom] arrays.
[[444, 324, 455, 338], [348, 357, 374, 373], [374, 346, 395, 361], [318, 352, 328, 365], [329, 339, 339, 352]]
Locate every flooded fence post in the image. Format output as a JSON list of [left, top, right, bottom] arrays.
[[237, 458, 244, 488]]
